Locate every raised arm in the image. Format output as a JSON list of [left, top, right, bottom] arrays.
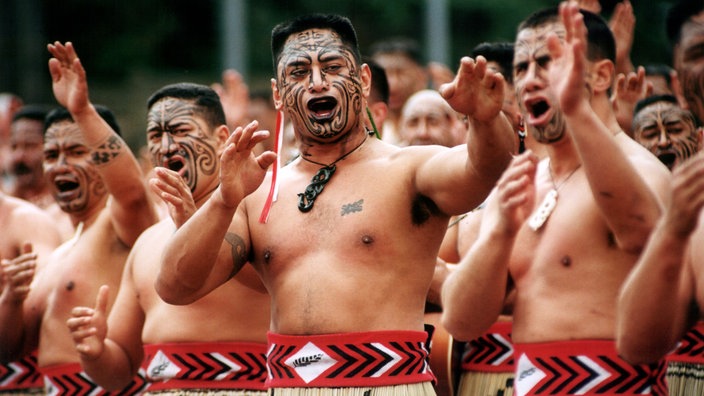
[[617, 152, 704, 364], [420, 56, 514, 215], [47, 42, 157, 246], [156, 122, 275, 305], [547, 3, 662, 252], [442, 152, 538, 341]]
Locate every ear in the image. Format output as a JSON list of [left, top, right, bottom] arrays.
[[590, 59, 615, 94], [215, 124, 231, 155], [359, 63, 372, 99], [271, 78, 284, 111], [697, 126, 703, 152]]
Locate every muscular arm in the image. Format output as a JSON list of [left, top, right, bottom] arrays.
[[156, 122, 274, 305], [442, 152, 537, 341], [548, 5, 662, 252], [421, 56, 514, 216], [0, 204, 63, 361], [48, 42, 157, 246], [617, 153, 704, 363], [69, 250, 145, 389]]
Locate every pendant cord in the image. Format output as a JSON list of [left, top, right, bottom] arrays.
[[299, 133, 369, 169], [548, 162, 581, 192]]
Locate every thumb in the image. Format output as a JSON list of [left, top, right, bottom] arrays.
[[95, 285, 109, 315]]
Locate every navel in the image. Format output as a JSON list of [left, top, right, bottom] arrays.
[[66, 280, 75, 291], [560, 255, 572, 267]]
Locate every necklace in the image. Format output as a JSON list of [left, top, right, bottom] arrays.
[[527, 162, 581, 231], [297, 132, 370, 212]]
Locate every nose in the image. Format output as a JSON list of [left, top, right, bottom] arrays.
[[522, 62, 545, 93], [160, 132, 177, 155], [657, 128, 672, 148], [308, 67, 329, 92]]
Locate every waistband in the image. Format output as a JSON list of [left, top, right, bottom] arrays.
[[461, 321, 514, 373], [667, 320, 704, 365], [266, 330, 435, 388], [513, 340, 668, 396], [0, 351, 43, 391], [143, 342, 268, 391], [42, 362, 148, 396]]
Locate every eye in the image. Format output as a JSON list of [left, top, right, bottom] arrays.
[[536, 55, 551, 69], [290, 68, 308, 78], [44, 150, 57, 161], [324, 64, 342, 73]]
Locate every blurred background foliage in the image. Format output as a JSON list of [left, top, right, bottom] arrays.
[[0, 0, 677, 150]]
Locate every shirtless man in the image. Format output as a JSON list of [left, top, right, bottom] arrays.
[[632, 94, 702, 171], [8, 105, 74, 240], [156, 13, 514, 396], [441, 4, 670, 395], [0, 42, 157, 394], [66, 83, 270, 395], [0, 193, 63, 394], [616, 5, 704, 395]]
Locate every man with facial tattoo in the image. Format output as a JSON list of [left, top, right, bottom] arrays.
[[65, 83, 271, 396], [615, 4, 704, 395], [441, 3, 671, 396], [632, 94, 702, 171], [0, 42, 158, 394], [156, 13, 515, 396]]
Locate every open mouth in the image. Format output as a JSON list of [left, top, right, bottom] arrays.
[[522, 94, 552, 127], [13, 163, 32, 176], [163, 156, 185, 173], [307, 97, 338, 120], [53, 175, 80, 198], [656, 152, 677, 169]]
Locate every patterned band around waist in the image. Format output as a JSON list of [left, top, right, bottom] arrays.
[[513, 340, 668, 396], [266, 330, 436, 388], [42, 362, 147, 396], [143, 342, 268, 391], [667, 321, 704, 365], [461, 321, 514, 373], [0, 351, 42, 391]]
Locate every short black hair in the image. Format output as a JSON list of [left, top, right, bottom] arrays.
[[471, 42, 515, 84], [44, 105, 121, 137], [633, 94, 679, 116], [147, 82, 226, 129], [271, 13, 361, 74], [12, 104, 50, 123], [666, 0, 704, 47], [365, 57, 389, 105], [517, 6, 615, 63], [644, 63, 674, 86], [370, 37, 425, 66]]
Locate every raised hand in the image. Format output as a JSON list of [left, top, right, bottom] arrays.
[[439, 56, 505, 123], [149, 167, 197, 228], [609, 0, 636, 74], [215, 121, 277, 208], [212, 69, 250, 131], [480, 151, 539, 237], [66, 285, 109, 360], [0, 243, 37, 305], [546, 2, 590, 116], [47, 42, 91, 115], [663, 152, 704, 239], [611, 66, 651, 134]]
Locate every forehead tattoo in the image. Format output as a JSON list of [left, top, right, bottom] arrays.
[[148, 98, 200, 130], [515, 24, 564, 61], [278, 30, 355, 75]]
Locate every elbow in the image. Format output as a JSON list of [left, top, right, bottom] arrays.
[[154, 275, 199, 305], [616, 336, 671, 365], [440, 307, 494, 343], [614, 225, 653, 255]]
